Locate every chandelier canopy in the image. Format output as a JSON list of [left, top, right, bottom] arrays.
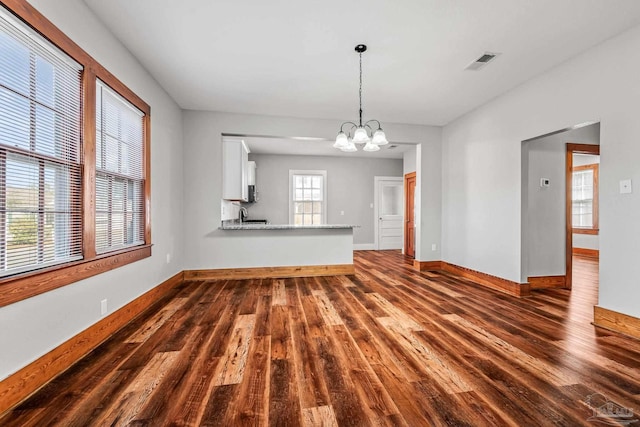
[[333, 44, 389, 152]]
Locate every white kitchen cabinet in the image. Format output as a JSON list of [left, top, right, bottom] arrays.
[[247, 161, 256, 185], [222, 139, 249, 201]]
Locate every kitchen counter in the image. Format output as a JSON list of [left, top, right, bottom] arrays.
[[219, 223, 357, 230], [213, 221, 355, 273]]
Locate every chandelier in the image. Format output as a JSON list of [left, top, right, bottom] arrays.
[[333, 44, 389, 152]]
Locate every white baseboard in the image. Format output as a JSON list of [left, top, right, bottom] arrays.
[[354, 243, 376, 250]]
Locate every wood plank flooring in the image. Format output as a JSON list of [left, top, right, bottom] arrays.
[[3, 252, 640, 426]]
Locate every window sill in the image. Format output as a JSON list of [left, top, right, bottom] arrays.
[[0, 244, 152, 307], [572, 228, 599, 235]]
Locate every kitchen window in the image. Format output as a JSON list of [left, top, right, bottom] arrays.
[[0, 2, 150, 306], [289, 170, 326, 225], [572, 163, 598, 234]]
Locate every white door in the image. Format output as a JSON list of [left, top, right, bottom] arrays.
[[374, 177, 404, 250]]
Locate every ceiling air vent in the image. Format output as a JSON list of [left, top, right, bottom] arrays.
[[465, 52, 500, 71]]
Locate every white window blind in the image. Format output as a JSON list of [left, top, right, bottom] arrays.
[[0, 7, 83, 277], [572, 168, 594, 228], [289, 170, 326, 225], [95, 80, 145, 254]]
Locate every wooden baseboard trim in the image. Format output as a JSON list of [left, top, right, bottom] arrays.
[[572, 247, 599, 259], [593, 306, 640, 340], [0, 271, 184, 417], [184, 264, 355, 281], [413, 260, 443, 271], [528, 275, 566, 289], [442, 262, 530, 297]]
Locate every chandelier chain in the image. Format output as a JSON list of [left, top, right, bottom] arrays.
[[359, 51, 363, 127]]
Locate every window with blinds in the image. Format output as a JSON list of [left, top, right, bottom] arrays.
[[95, 80, 145, 254], [0, 8, 83, 277]]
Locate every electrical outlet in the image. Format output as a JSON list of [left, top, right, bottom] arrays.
[[340, 211, 344, 216], [431, 244, 437, 251], [370, 203, 373, 208], [620, 179, 632, 194], [166, 253, 171, 264], [101, 299, 108, 316]]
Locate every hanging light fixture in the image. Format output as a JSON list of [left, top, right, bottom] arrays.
[[333, 44, 389, 152]]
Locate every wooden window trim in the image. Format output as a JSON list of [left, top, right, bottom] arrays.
[[0, 0, 151, 306], [571, 163, 599, 234], [572, 228, 598, 235]]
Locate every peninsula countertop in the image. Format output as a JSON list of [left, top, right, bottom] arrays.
[[219, 223, 358, 230]]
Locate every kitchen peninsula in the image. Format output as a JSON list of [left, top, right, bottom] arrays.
[[184, 222, 357, 280], [220, 223, 355, 231]]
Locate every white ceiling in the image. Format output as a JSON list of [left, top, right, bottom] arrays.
[[84, 0, 640, 128]]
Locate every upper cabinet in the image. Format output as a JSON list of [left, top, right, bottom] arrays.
[[222, 139, 249, 201]]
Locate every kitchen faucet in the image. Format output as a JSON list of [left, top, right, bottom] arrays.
[[239, 207, 248, 222]]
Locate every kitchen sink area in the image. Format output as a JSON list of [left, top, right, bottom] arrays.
[[242, 219, 268, 224]]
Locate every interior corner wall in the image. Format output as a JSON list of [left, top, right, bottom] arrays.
[[414, 140, 442, 262], [0, 0, 185, 380], [524, 124, 600, 278], [247, 153, 402, 245], [442, 23, 640, 319], [182, 110, 440, 269]]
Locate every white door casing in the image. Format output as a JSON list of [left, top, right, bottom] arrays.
[[374, 176, 403, 250]]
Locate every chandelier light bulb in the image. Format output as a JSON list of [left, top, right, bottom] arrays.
[[341, 141, 357, 152], [352, 126, 370, 144], [372, 128, 388, 145], [333, 131, 349, 149], [363, 141, 380, 152]]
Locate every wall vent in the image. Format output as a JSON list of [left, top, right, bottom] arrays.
[[465, 52, 500, 71]]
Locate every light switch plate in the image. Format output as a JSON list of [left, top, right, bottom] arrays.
[[620, 179, 632, 194]]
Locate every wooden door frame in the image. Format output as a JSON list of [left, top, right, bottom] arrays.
[[404, 172, 416, 257], [565, 143, 600, 289]]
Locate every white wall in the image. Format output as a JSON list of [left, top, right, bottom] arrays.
[[403, 147, 416, 174], [0, 0, 184, 380], [415, 141, 442, 261], [524, 124, 599, 277], [246, 153, 402, 245], [442, 23, 640, 318], [183, 110, 440, 269]]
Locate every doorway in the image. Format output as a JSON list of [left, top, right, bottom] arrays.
[[521, 121, 600, 291], [565, 144, 600, 289], [404, 172, 416, 257], [374, 176, 403, 250]]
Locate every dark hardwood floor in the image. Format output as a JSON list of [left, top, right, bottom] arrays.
[[2, 252, 639, 426]]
